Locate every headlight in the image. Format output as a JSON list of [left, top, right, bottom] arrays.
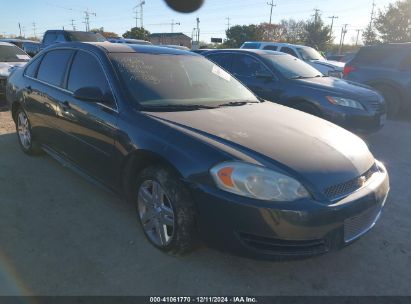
[[327, 96, 364, 110], [210, 162, 310, 201], [328, 70, 342, 78], [0, 68, 9, 77]]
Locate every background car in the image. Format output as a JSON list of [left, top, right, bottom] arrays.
[[6, 42, 389, 259], [41, 30, 106, 49], [108, 37, 152, 45], [205, 49, 386, 134], [0, 38, 42, 58], [344, 43, 411, 118], [241, 42, 345, 77], [0, 42, 30, 106]]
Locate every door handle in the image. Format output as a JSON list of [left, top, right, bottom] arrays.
[[61, 101, 71, 111]]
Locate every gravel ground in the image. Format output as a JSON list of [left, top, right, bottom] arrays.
[[0, 111, 410, 296]]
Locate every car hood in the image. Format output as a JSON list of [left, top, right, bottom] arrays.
[[145, 102, 375, 192], [311, 59, 345, 71], [294, 77, 381, 100], [0, 62, 27, 77]]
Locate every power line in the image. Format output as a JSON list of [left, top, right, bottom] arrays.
[[267, 0, 276, 25]]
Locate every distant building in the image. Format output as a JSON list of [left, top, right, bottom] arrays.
[[149, 33, 192, 48]]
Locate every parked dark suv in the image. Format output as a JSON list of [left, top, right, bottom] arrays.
[[344, 43, 411, 118]]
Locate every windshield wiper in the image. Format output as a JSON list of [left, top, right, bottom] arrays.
[[290, 75, 311, 79], [140, 104, 218, 112], [217, 101, 259, 107]]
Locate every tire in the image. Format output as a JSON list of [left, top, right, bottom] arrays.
[[134, 165, 195, 255], [374, 85, 401, 119], [15, 107, 42, 155], [293, 102, 321, 118]]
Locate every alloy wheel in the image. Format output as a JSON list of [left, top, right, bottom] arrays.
[[137, 180, 175, 247], [17, 111, 31, 149]]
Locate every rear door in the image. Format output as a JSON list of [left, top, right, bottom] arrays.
[[56, 50, 118, 184], [24, 49, 74, 148]]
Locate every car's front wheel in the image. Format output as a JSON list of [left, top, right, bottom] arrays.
[[135, 165, 196, 255], [15, 107, 42, 155]]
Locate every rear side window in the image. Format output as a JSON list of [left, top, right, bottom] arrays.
[[43, 33, 57, 45], [242, 42, 261, 49], [280, 47, 298, 58], [37, 50, 73, 87], [206, 53, 232, 70], [263, 45, 278, 51], [67, 51, 112, 104], [25, 55, 44, 78]]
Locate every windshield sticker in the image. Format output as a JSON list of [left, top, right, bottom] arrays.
[[16, 55, 30, 60], [212, 65, 231, 82]]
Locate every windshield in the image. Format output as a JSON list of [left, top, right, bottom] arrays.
[[263, 54, 323, 79], [67, 32, 106, 42], [110, 53, 258, 108], [0, 45, 30, 62], [297, 47, 324, 61]]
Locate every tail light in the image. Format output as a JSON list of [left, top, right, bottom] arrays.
[[343, 65, 356, 77]]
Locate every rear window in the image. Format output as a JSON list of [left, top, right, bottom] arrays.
[[0, 45, 30, 62], [353, 46, 398, 67], [37, 50, 73, 87], [263, 45, 278, 51], [67, 32, 106, 42], [242, 42, 261, 49]]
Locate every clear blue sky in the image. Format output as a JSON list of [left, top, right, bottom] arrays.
[[0, 0, 395, 44]]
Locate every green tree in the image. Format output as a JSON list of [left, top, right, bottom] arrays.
[[224, 24, 262, 48], [362, 25, 379, 45], [374, 0, 411, 43], [303, 14, 332, 50], [91, 27, 119, 39], [123, 27, 150, 40]]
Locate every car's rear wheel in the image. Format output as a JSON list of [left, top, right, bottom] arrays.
[[135, 165, 195, 255], [374, 85, 401, 119], [15, 107, 42, 155]]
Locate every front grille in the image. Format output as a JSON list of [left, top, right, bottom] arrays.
[[344, 205, 381, 242], [324, 164, 379, 200], [369, 102, 385, 113], [238, 232, 329, 256]]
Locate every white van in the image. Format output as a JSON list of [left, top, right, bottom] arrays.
[[240, 42, 345, 77]]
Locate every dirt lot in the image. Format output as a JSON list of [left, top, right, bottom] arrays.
[[0, 110, 410, 296]]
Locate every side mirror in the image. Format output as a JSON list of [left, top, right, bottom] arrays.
[[73, 87, 103, 102], [255, 72, 274, 80]]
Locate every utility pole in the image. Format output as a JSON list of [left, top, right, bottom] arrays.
[[267, 0, 276, 25], [70, 19, 76, 31], [171, 19, 180, 33], [134, 1, 146, 28], [355, 29, 362, 45], [83, 9, 96, 32], [368, 1, 376, 30], [18, 22, 22, 38], [339, 24, 349, 54], [32, 22, 36, 38], [328, 15, 338, 34], [196, 17, 200, 43], [313, 9, 321, 25], [225, 17, 231, 31]]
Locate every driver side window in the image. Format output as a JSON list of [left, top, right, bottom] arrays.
[[231, 54, 270, 77]]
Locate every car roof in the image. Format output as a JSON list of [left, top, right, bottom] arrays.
[[204, 48, 286, 56], [0, 41, 16, 47], [362, 42, 411, 49], [243, 41, 307, 48], [44, 42, 197, 56]]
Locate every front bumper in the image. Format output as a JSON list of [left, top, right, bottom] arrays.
[[323, 106, 386, 134], [192, 166, 389, 259]]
